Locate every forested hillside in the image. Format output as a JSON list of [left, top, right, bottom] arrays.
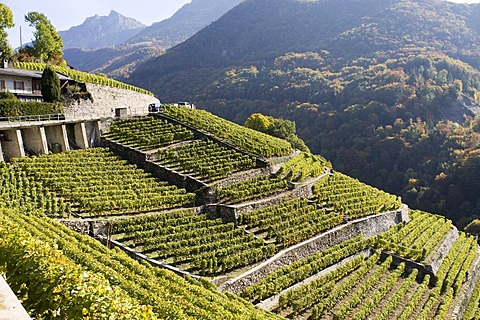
[[128, 0, 480, 227]]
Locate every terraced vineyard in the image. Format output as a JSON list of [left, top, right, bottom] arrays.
[[162, 105, 292, 157], [155, 139, 256, 182], [0, 208, 278, 319], [236, 213, 477, 320], [103, 116, 194, 151], [2, 105, 480, 320], [111, 210, 275, 275], [276, 152, 331, 182], [0, 162, 70, 218], [239, 198, 343, 247], [12, 148, 194, 217], [313, 172, 402, 220], [215, 175, 289, 204], [375, 210, 453, 262]]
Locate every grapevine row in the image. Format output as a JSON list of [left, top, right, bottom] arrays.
[[215, 175, 288, 204], [276, 152, 330, 182], [14, 62, 154, 96], [332, 256, 397, 319], [111, 211, 274, 275], [313, 171, 402, 219], [0, 162, 70, 217], [12, 148, 194, 217], [239, 198, 343, 247], [376, 210, 451, 262], [155, 139, 256, 182], [103, 116, 194, 151], [1, 208, 279, 319], [162, 104, 292, 157], [277, 253, 367, 316], [240, 235, 372, 302]]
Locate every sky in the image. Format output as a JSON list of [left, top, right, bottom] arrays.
[[2, 0, 480, 49], [2, 0, 191, 49]]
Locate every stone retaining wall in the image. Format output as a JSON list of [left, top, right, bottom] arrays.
[[452, 248, 480, 319], [101, 237, 200, 280], [427, 227, 459, 273], [207, 173, 329, 223], [102, 138, 207, 195], [153, 113, 270, 168], [379, 251, 435, 286], [219, 205, 409, 294], [65, 84, 159, 119], [57, 219, 109, 237]]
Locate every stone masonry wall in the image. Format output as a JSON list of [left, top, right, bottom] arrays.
[[219, 205, 409, 294], [65, 84, 159, 119], [207, 173, 329, 223]]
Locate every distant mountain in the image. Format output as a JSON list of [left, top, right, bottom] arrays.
[[127, 0, 480, 228], [126, 0, 244, 47], [60, 10, 146, 50], [63, 0, 243, 79]]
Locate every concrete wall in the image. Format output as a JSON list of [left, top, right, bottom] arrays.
[[22, 127, 48, 155], [219, 205, 409, 294], [64, 84, 159, 119], [45, 125, 69, 153], [1, 129, 24, 159], [73, 122, 88, 148], [0, 276, 31, 320]]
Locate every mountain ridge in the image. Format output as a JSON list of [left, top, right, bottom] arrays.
[[60, 10, 146, 50], [63, 0, 244, 78]]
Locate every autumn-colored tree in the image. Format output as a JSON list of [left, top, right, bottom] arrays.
[[245, 113, 272, 132]]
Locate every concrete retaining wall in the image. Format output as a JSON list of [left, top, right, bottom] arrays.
[[0, 276, 31, 320], [219, 205, 409, 294]]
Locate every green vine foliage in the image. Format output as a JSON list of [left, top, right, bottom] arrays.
[[162, 104, 291, 158], [13, 62, 153, 96], [0, 209, 156, 319]]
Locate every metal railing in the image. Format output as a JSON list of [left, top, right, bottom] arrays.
[[0, 107, 150, 125], [0, 113, 66, 123]]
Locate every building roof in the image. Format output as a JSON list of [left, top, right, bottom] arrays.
[[0, 68, 72, 81]]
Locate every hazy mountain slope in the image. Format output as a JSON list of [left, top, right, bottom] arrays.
[[63, 0, 244, 79], [63, 45, 163, 78], [126, 0, 480, 227], [127, 0, 244, 47], [60, 10, 146, 50]]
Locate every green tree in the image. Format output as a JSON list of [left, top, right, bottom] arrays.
[[245, 113, 272, 132], [41, 66, 60, 102], [0, 4, 14, 61], [25, 12, 64, 64]]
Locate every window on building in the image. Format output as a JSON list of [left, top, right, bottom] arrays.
[[0, 80, 5, 92], [14, 80, 24, 91]]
